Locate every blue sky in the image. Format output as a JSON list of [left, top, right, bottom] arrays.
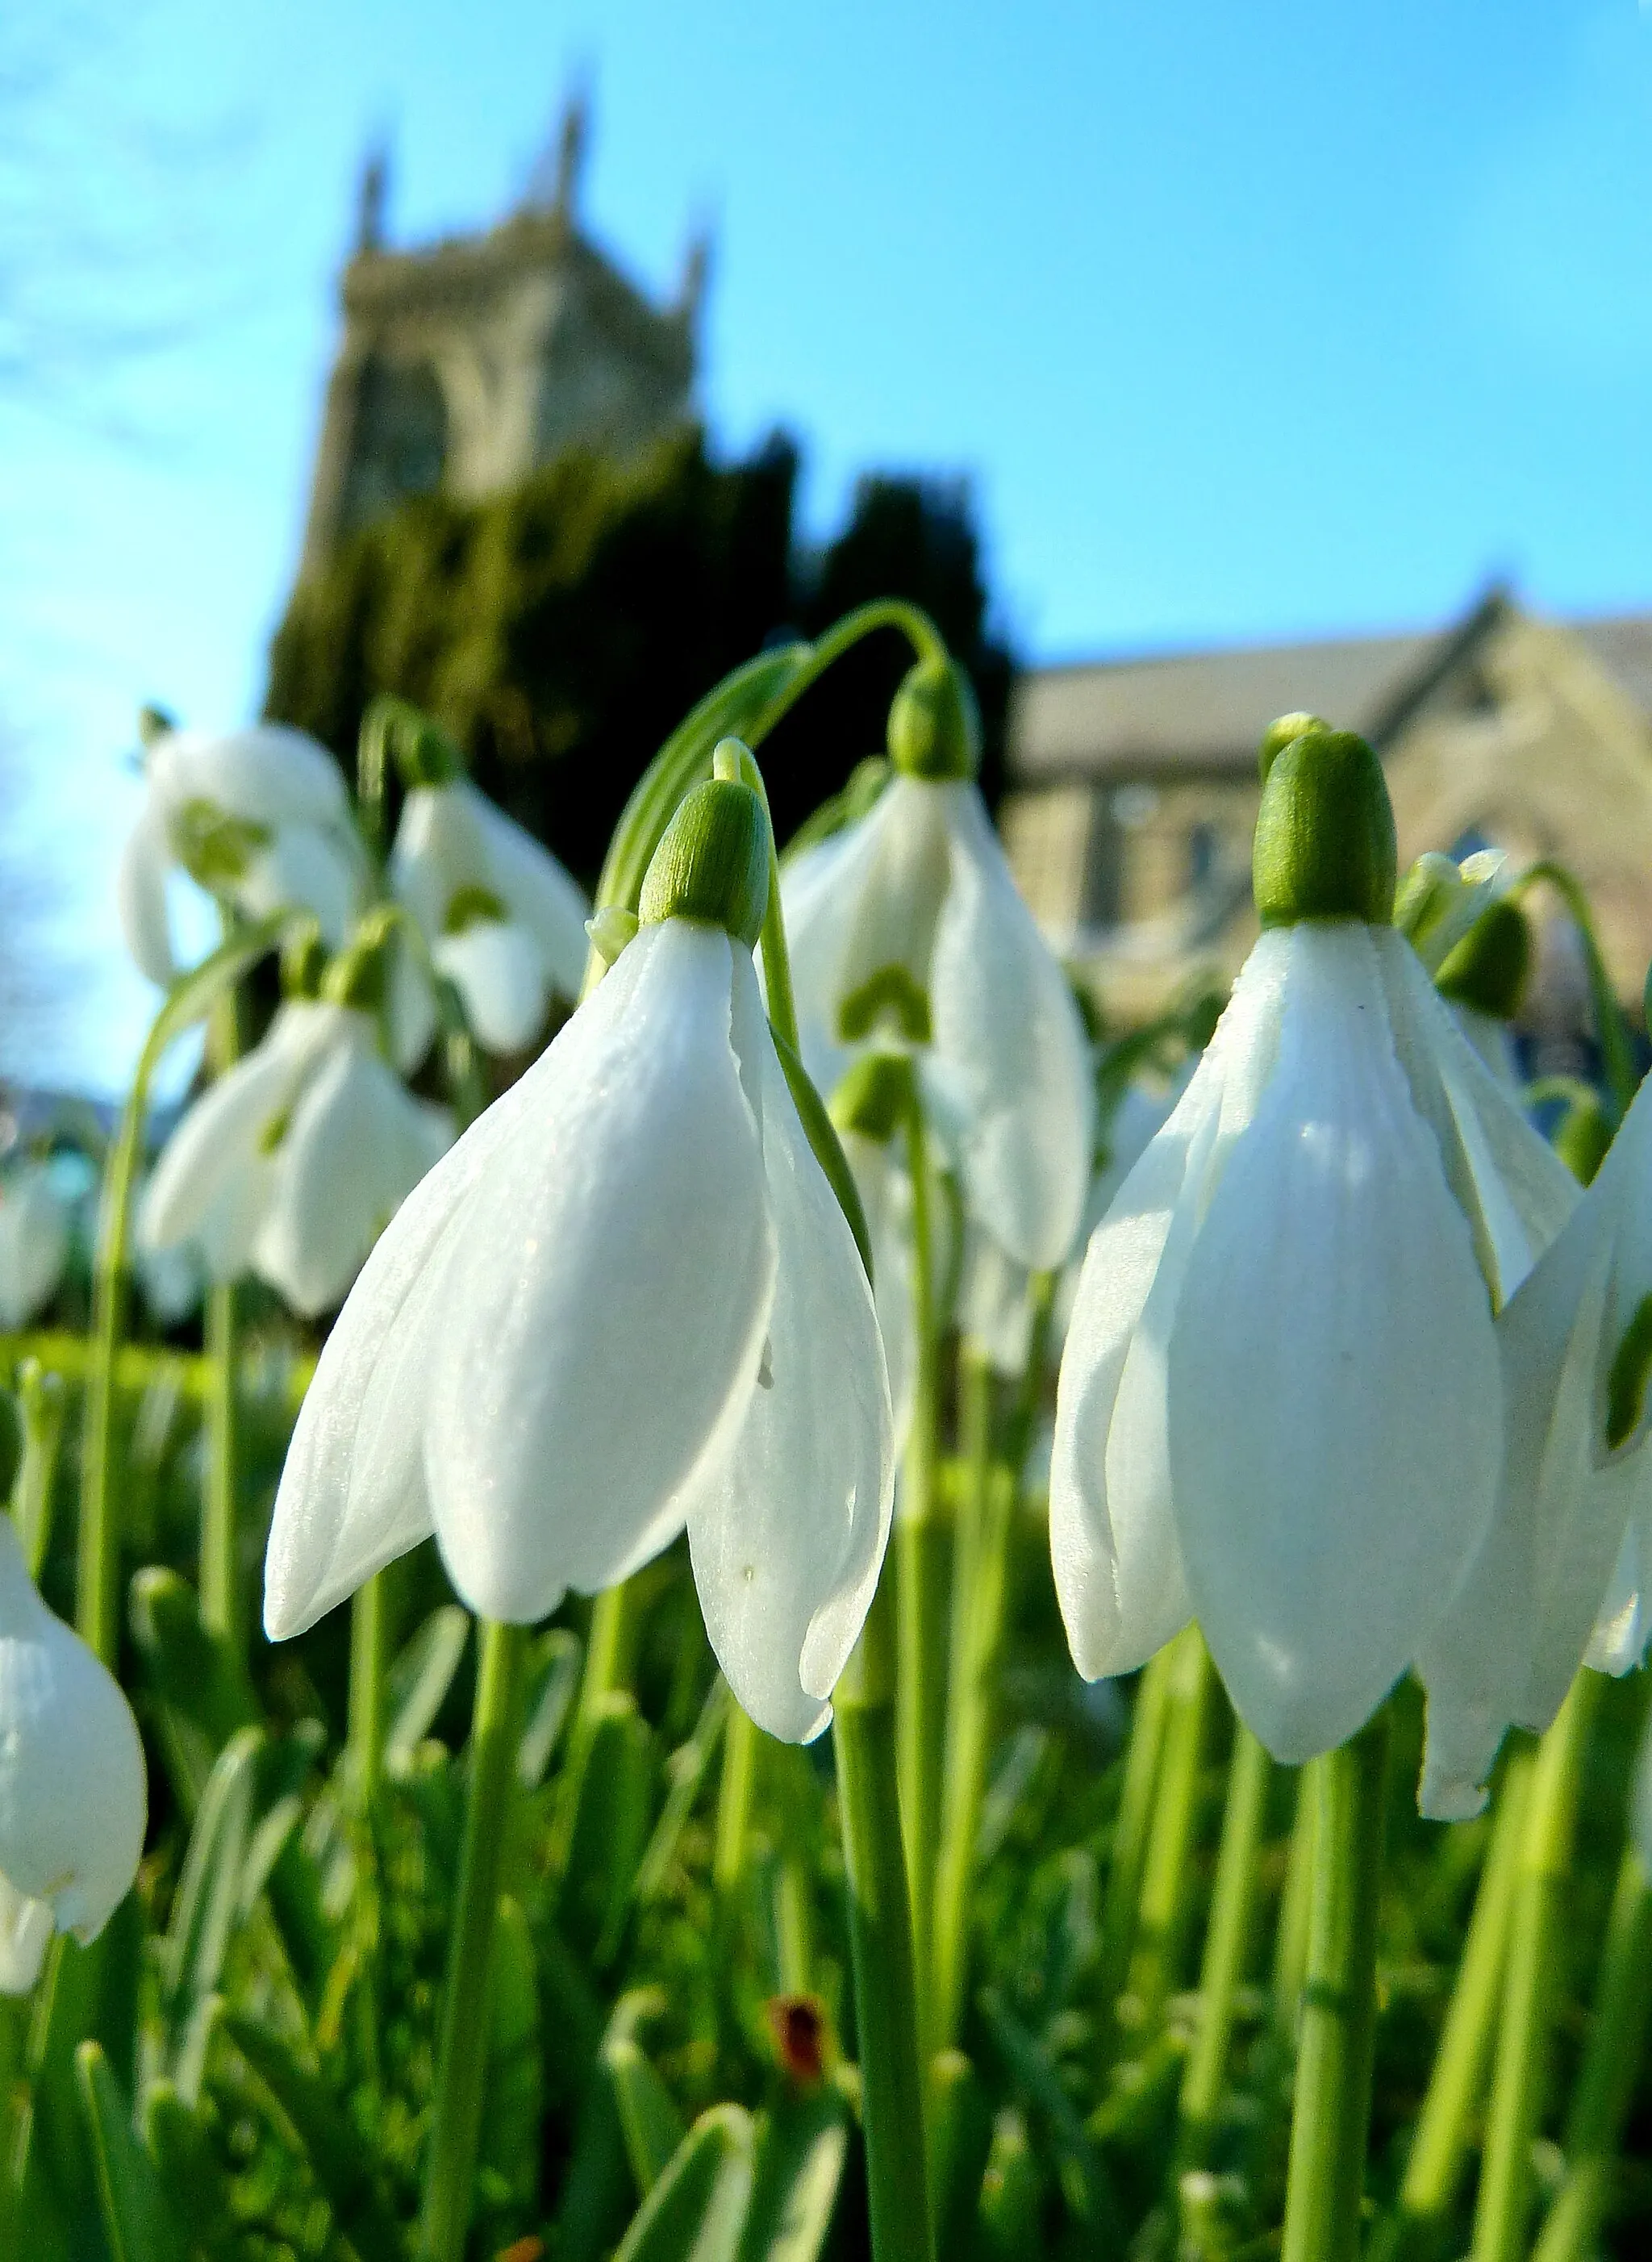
[[3, 0, 1652, 1092]]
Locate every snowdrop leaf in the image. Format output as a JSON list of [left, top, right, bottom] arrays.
[[423, 920, 775, 1621], [686, 980, 895, 1742], [930, 785, 1094, 1268], [1169, 924, 1501, 1763]]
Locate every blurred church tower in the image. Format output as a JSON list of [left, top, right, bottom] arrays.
[[298, 94, 708, 580]]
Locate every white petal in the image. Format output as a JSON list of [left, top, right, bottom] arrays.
[[465, 785, 590, 999], [434, 920, 549, 1053], [0, 1167, 70, 1331], [152, 724, 349, 831], [236, 822, 365, 947], [253, 1022, 454, 1317], [137, 1003, 339, 1274], [263, 1024, 557, 1639], [390, 785, 485, 939], [422, 920, 776, 1623], [1169, 922, 1502, 1763], [116, 803, 176, 985], [1050, 940, 1287, 1681], [1586, 1513, 1647, 1675], [960, 1229, 1034, 1379], [1378, 933, 1578, 1308], [686, 964, 895, 1742], [781, 800, 909, 1101], [0, 1871, 52, 1994], [929, 784, 1095, 1268], [0, 1518, 147, 1944], [387, 932, 439, 1075]]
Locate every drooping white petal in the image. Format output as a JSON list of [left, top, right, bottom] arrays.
[[253, 1020, 454, 1316], [116, 801, 177, 985], [390, 785, 477, 939], [433, 919, 549, 1053], [0, 1870, 52, 1994], [841, 1131, 916, 1446], [236, 820, 365, 947], [150, 724, 351, 832], [138, 1002, 340, 1276], [466, 785, 590, 999], [960, 1229, 1034, 1379], [1168, 923, 1503, 1765], [0, 1517, 146, 1944], [929, 784, 1095, 1268], [423, 920, 777, 1623], [1050, 943, 1286, 1682], [387, 933, 439, 1075], [686, 962, 895, 1741], [780, 816, 891, 1103], [264, 1024, 557, 1638], [1378, 934, 1578, 1309], [0, 1166, 70, 1331], [1587, 1513, 1647, 1675]]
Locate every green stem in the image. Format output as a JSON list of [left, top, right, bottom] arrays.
[[1178, 1721, 1273, 2168], [833, 1576, 935, 2262], [1512, 862, 1638, 1119], [1531, 1845, 1652, 2262], [1274, 1764, 1318, 2038], [1471, 1671, 1602, 2262], [1126, 1624, 1213, 2030], [1378, 1748, 1534, 2261], [1280, 1706, 1391, 2262], [714, 1702, 759, 1900], [348, 1571, 390, 1805], [200, 1282, 241, 1645], [12, 1359, 66, 1580], [1095, 1638, 1177, 2050], [895, 1083, 945, 2049], [419, 1617, 527, 2262]]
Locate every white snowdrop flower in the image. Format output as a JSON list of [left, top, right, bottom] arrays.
[[1396, 847, 1532, 1095], [0, 1162, 70, 1330], [0, 1516, 147, 1980], [265, 776, 895, 1744], [391, 768, 590, 1057], [139, 924, 453, 1319], [783, 661, 1093, 1271], [119, 722, 368, 985], [1418, 1066, 1652, 1816], [1052, 725, 1579, 1767]]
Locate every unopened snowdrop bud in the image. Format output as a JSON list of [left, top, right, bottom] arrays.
[[639, 777, 770, 946], [1054, 712, 1579, 1774], [0, 1517, 147, 1982], [0, 1162, 70, 1331], [265, 814, 895, 1745], [1434, 900, 1530, 1021], [1252, 728, 1397, 929], [888, 658, 980, 783]]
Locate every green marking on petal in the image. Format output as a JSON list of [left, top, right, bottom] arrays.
[[831, 1050, 918, 1143], [1606, 1291, 1652, 1451], [172, 799, 271, 889], [443, 883, 509, 935], [257, 1109, 292, 1157], [837, 963, 932, 1045]]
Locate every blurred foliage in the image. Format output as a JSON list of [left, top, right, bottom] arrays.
[[265, 428, 1012, 882]]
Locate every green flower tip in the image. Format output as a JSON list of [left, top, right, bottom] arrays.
[[640, 778, 770, 948], [1433, 900, 1531, 1021], [280, 919, 327, 1001], [137, 703, 177, 752], [1555, 1091, 1612, 1191], [830, 1050, 918, 1144], [321, 905, 400, 1012], [1257, 711, 1331, 785], [1252, 728, 1398, 929], [372, 695, 465, 788], [887, 657, 979, 782]]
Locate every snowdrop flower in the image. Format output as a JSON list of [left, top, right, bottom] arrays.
[[784, 660, 1094, 1271], [1051, 722, 1579, 1767], [139, 916, 453, 1317], [119, 720, 367, 985], [0, 1516, 147, 1984], [1396, 848, 1530, 1092], [265, 774, 895, 1744], [0, 1162, 70, 1329], [1417, 1062, 1652, 1815], [389, 728, 589, 1056]]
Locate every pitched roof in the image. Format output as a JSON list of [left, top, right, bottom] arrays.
[[1008, 595, 1652, 787]]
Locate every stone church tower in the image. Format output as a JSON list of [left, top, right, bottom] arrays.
[[298, 98, 706, 580]]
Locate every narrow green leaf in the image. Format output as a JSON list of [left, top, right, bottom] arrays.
[[976, 2108, 1042, 2260], [738, 2089, 849, 2262], [223, 2012, 406, 2259], [518, 1626, 584, 1788], [76, 2041, 194, 2262], [605, 2038, 688, 2197], [479, 1896, 544, 2215], [385, 1604, 471, 1773], [160, 1727, 261, 2050], [128, 1568, 258, 1816], [561, 1692, 657, 1965], [144, 2079, 235, 2252], [614, 2105, 757, 2262]]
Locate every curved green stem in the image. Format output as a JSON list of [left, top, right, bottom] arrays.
[[1471, 1671, 1602, 2262], [834, 1575, 935, 2262], [199, 969, 247, 1647], [420, 1616, 527, 2262], [896, 1078, 945, 2051], [78, 914, 289, 1664], [1512, 862, 1639, 1120], [1280, 1706, 1391, 2262]]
